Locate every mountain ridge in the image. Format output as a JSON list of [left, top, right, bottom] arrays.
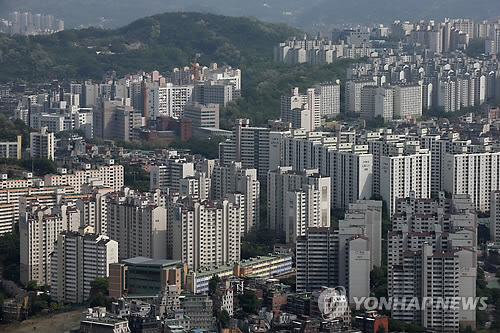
[[0, 12, 302, 82]]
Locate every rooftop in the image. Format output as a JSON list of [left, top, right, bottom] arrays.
[[122, 256, 181, 267]]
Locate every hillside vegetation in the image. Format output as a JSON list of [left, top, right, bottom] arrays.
[[0, 12, 355, 127], [0, 12, 301, 82]]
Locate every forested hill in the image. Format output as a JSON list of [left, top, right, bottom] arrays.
[[0, 12, 302, 82]]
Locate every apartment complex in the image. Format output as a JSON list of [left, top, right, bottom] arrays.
[[267, 167, 331, 243], [172, 199, 240, 270], [0, 135, 22, 159], [30, 127, 55, 160], [388, 193, 477, 332], [20, 204, 81, 285], [296, 200, 382, 303], [106, 190, 167, 260], [50, 232, 118, 303], [44, 162, 124, 193]]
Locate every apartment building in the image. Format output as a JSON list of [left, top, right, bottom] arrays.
[[150, 154, 195, 193], [211, 162, 260, 235], [346, 79, 376, 113], [267, 167, 330, 243], [50, 232, 118, 303], [281, 87, 319, 131], [44, 162, 124, 193], [443, 151, 500, 212], [219, 119, 290, 182], [388, 193, 477, 331], [296, 228, 371, 304], [314, 82, 341, 117], [380, 150, 431, 215], [146, 84, 194, 119], [107, 190, 167, 260], [20, 204, 81, 286], [0, 135, 22, 159], [0, 178, 76, 235], [172, 199, 240, 271], [30, 127, 55, 160], [393, 84, 422, 119]]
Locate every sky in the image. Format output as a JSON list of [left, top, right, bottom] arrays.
[[0, 0, 498, 31]]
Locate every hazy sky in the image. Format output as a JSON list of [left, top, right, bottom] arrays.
[[1, 0, 498, 31]]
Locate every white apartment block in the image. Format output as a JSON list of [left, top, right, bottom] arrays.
[[202, 63, 242, 91], [314, 82, 341, 117], [150, 157, 195, 193], [267, 167, 330, 243], [30, 113, 65, 133], [491, 191, 500, 241], [76, 186, 113, 235], [172, 199, 240, 271], [346, 79, 376, 113], [281, 87, 319, 131], [340, 200, 383, 268], [419, 133, 469, 196], [219, 119, 289, 182], [332, 150, 373, 209], [212, 162, 260, 235], [388, 194, 477, 331], [281, 131, 373, 210], [0, 203, 15, 235], [20, 204, 81, 286], [281, 106, 313, 131], [51, 232, 118, 303], [367, 136, 406, 196], [0, 177, 76, 235], [380, 151, 431, 215], [30, 127, 55, 160], [393, 84, 422, 119], [146, 84, 194, 119], [0, 135, 21, 159], [361, 86, 394, 121], [296, 227, 371, 304], [443, 151, 500, 212], [44, 163, 124, 193], [180, 173, 211, 201], [107, 190, 167, 260]]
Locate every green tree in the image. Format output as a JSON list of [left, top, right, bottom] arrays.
[[89, 292, 107, 307], [476, 309, 489, 329], [90, 277, 109, 297], [0, 232, 20, 283], [370, 266, 388, 299], [208, 275, 221, 296], [240, 227, 276, 259], [466, 38, 486, 57], [19, 158, 58, 176], [461, 326, 476, 333], [238, 290, 261, 315], [218, 309, 231, 328], [376, 324, 387, 333], [26, 280, 38, 291], [279, 275, 296, 292]]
